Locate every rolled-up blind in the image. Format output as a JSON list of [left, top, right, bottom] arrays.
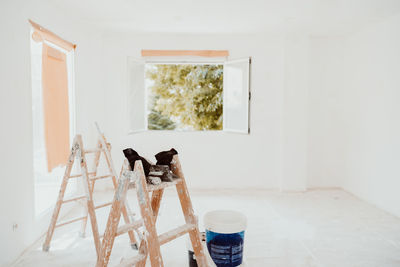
[[29, 19, 76, 52]]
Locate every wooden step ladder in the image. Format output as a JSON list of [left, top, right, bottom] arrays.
[[96, 155, 208, 267], [42, 129, 139, 256]]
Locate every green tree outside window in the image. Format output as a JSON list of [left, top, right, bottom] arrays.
[[146, 64, 223, 130]]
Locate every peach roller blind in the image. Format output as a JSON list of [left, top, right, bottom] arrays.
[[42, 44, 70, 171]]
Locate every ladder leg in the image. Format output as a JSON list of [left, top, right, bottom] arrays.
[[151, 189, 164, 220], [42, 139, 77, 252], [121, 204, 139, 249], [77, 136, 102, 257], [79, 179, 95, 237], [80, 140, 102, 237], [135, 161, 164, 267], [79, 202, 88, 238], [114, 151, 139, 249], [96, 171, 131, 267], [135, 240, 149, 267], [171, 155, 208, 267]]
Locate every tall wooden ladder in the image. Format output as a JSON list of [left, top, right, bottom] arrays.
[[96, 155, 208, 267], [42, 131, 139, 256]]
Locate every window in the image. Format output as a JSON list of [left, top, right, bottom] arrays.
[[146, 63, 223, 131], [127, 57, 251, 133]]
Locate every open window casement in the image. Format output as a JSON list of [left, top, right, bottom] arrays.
[[223, 57, 251, 134], [127, 56, 251, 134], [127, 58, 146, 133]]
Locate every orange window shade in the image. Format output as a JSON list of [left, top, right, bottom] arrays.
[[42, 44, 70, 171]]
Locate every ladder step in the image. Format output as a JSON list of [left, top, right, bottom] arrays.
[[147, 178, 183, 191], [129, 178, 183, 191], [84, 148, 104, 154], [116, 219, 143, 236], [62, 195, 86, 203], [116, 253, 147, 267], [68, 174, 82, 178], [159, 223, 196, 245], [69, 172, 96, 178], [94, 202, 113, 209], [55, 216, 87, 228], [90, 174, 113, 181]]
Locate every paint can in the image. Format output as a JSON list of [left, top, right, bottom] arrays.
[[204, 210, 247, 267]]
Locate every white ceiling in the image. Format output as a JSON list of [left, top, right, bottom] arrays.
[[49, 0, 400, 35]]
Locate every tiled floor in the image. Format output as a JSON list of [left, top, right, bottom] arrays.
[[12, 189, 400, 267]]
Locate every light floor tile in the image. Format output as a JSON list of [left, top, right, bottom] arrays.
[[12, 189, 400, 267]]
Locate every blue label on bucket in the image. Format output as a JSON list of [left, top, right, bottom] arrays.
[[206, 230, 244, 267]]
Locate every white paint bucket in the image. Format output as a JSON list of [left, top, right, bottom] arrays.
[[204, 210, 247, 267]]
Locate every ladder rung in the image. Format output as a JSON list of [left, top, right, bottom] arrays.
[[55, 216, 86, 228], [159, 223, 196, 245], [90, 174, 113, 181], [62, 195, 86, 203], [84, 148, 104, 154], [129, 178, 183, 191], [116, 219, 143, 236], [116, 253, 147, 267], [94, 202, 113, 209], [69, 172, 96, 178], [147, 178, 183, 192]]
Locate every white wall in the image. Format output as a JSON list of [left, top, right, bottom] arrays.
[[307, 37, 345, 188], [100, 32, 286, 190], [341, 13, 400, 217], [306, 13, 400, 217], [0, 1, 104, 265], [281, 34, 309, 191]]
